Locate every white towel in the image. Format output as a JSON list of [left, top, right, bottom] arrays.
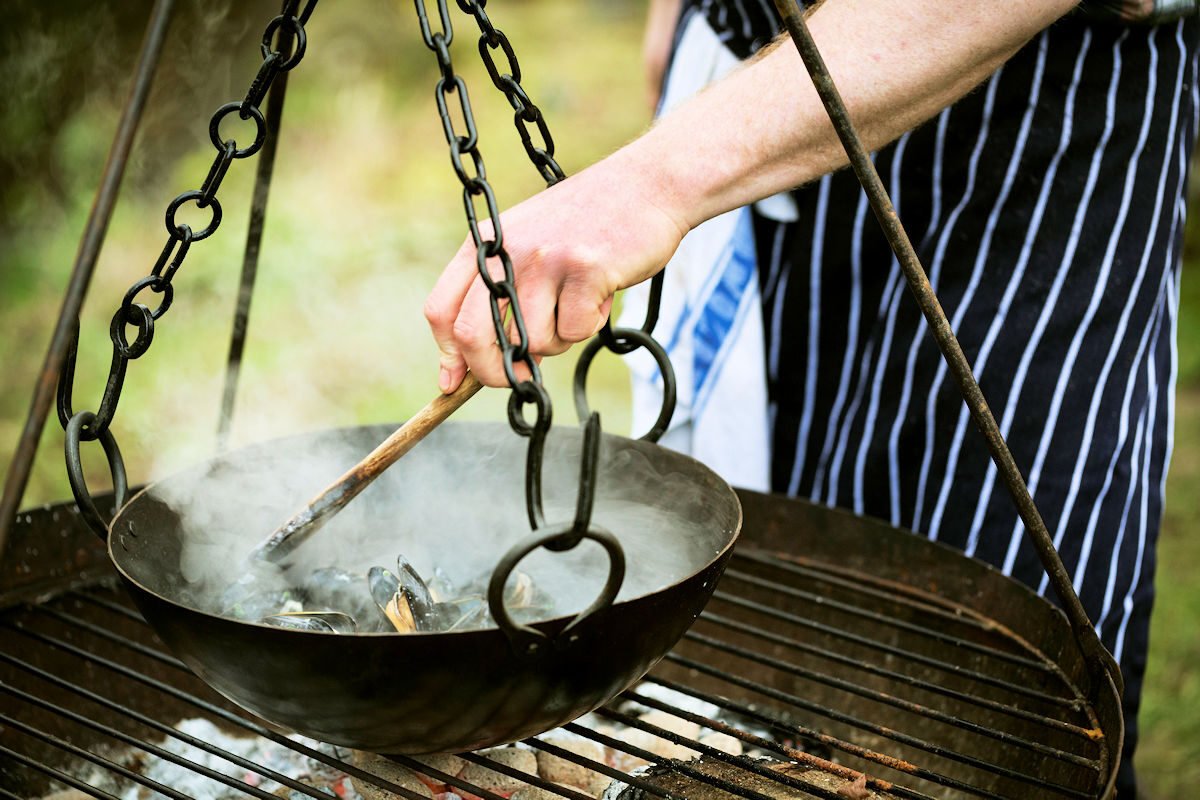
[[618, 13, 796, 492]]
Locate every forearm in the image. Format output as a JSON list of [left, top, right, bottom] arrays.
[[620, 0, 1081, 230], [425, 0, 1084, 389]]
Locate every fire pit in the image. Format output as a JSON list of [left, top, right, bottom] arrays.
[[0, 484, 1120, 799]]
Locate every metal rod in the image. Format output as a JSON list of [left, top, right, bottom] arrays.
[[386, 755, 513, 800], [2, 622, 465, 800], [0, 652, 336, 800], [723, 568, 1054, 672], [0, 0, 176, 563], [0, 682, 293, 800], [0, 712, 194, 800], [39, 604, 189, 670], [71, 588, 147, 622], [734, 549, 1060, 646], [560, 723, 786, 800], [592, 706, 851, 800], [523, 735, 679, 800], [769, 0, 1120, 699], [710, 590, 1084, 711], [699, 609, 1099, 739], [626, 686, 938, 800], [0, 743, 123, 800], [684, 627, 1099, 768], [455, 752, 593, 800], [642, 675, 1012, 800], [734, 550, 997, 630], [664, 652, 1093, 797], [216, 9, 296, 450]]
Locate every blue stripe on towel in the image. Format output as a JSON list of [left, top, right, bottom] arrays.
[[693, 207, 757, 415]]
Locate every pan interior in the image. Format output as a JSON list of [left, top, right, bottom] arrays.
[[115, 422, 741, 627]]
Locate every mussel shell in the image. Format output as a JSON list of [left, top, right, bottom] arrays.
[[368, 566, 436, 631], [260, 611, 357, 633], [395, 555, 435, 612]]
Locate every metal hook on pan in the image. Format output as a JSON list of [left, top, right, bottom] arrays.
[[488, 413, 626, 659]]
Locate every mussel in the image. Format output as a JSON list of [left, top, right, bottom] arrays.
[[260, 610, 357, 633], [368, 561, 437, 633]]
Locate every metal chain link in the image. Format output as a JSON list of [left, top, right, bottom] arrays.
[[56, 0, 318, 536], [449, 0, 676, 442], [415, 0, 552, 528]]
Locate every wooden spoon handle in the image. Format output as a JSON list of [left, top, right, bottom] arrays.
[[254, 373, 483, 562]]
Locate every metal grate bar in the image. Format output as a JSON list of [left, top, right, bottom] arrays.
[[2, 683, 290, 800], [627, 684, 967, 800], [2, 621, 434, 800], [456, 752, 594, 800], [621, 691, 940, 800], [709, 590, 1082, 711], [734, 550, 1044, 641], [72, 589, 148, 623], [385, 755, 521, 800], [593, 705, 856, 800], [699, 608, 1093, 735], [685, 627, 1100, 768], [559, 722, 791, 800], [665, 651, 1094, 798], [523, 735, 681, 799], [530, 734, 681, 800], [0, 650, 336, 800], [28, 598, 952, 800], [0, 743, 123, 800], [722, 568, 1055, 673], [733, 551, 1002, 631], [0, 585, 1106, 800], [38, 604, 188, 671], [0, 712, 195, 800]]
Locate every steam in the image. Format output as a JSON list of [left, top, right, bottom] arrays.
[[135, 421, 738, 625]]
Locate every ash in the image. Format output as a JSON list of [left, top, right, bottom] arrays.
[[105, 718, 361, 800]]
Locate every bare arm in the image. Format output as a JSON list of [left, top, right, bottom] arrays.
[[426, 0, 1081, 391]]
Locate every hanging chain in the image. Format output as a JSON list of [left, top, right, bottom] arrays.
[[450, 0, 677, 442], [452, 0, 565, 185], [415, 0, 552, 528], [57, 0, 319, 537]]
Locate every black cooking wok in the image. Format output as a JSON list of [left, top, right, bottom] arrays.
[[106, 421, 741, 753]]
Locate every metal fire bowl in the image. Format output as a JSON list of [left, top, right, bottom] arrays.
[[106, 422, 742, 753]]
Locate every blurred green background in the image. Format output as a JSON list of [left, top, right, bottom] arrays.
[[0, 1, 1195, 796]]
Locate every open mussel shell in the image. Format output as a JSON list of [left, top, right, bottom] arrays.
[[368, 565, 436, 633], [260, 611, 357, 633]]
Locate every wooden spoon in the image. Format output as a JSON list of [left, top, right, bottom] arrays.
[[251, 372, 483, 563]]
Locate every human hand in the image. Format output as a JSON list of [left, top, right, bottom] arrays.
[[424, 153, 688, 392]]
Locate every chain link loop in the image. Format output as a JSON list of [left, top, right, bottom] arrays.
[[415, 0, 551, 528], [56, 0, 319, 538], [449, 1, 674, 441]]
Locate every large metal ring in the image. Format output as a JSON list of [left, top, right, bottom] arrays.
[[574, 327, 676, 442], [64, 411, 128, 542], [487, 524, 625, 661]]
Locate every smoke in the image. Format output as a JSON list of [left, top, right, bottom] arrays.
[[134, 420, 739, 624]]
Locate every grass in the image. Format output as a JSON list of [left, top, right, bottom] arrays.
[[0, 1, 1197, 796]]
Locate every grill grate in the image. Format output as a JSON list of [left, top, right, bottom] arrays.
[[1, 496, 1116, 799]]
